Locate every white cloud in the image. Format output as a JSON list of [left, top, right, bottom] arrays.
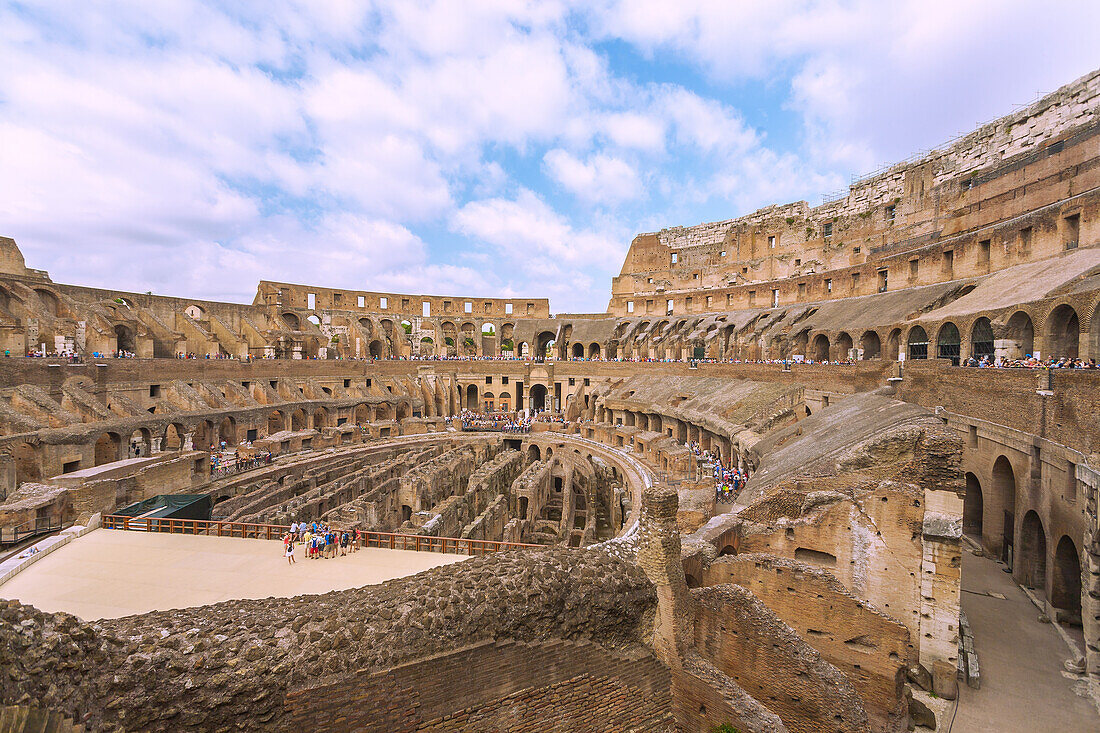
[[1, 0, 1096, 315], [543, 150, 643, 205]]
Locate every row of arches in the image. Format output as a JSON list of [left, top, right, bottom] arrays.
[[962, 459, 1082, 616]]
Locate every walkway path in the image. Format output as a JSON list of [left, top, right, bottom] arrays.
[[953, 549, 1096, 732], [0, 529, 465, 620]]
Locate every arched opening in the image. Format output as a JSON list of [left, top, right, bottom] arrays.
[[572, 342, 584, 359], [1051, 535, 1081, 617], [886, 328, 902, 361], [184, 304, 206, 320], [358, 318, 373, 337], [401, 505, 413, 523], [835, 332, 853, 360], [465, 384, 479, 411], [1018, 510, 1047, 592], [376, 403, 392, 421], [94, 432, 121, 466], [963, 472, 983, 537], [291, 409, 307, 431], [268, 411, 285, 434], [281, 312, 300, 330], [14, 442, 42, 482], [970, 317, 994, 362], [114, 324, 136, 354], [192, 421, 211, 450], [992, 455, 1017, 564], [936, 322, 961, 365], [218, 417, 236, 445], [163, 423, 183, 450], [907, 326, 928, 360], [527, 444, 541, 462], [35, 289, 60, 317], [419, 337, 434, 357], [859, 330, 881, 359], [588, 343, 601, 359], [535, 331, 555, 362], [312, 408, 328, 429], [1046, 304, 1079, 359], [1004, 311, 1034, 360], [368, 340, 384, 358], [129, 428, 151, 458], [811, 334, 829, 362], [355, 404, 371, 424], [530, 383, 548, 411], [518, 496, 529, 520], [483, 392, 495, 411]]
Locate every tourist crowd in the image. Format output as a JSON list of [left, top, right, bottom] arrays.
[[456, 409, 533, 433], [282, 521, 361, 564], [686, 441, 746, 503]]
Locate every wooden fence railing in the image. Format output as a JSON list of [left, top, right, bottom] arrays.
[[101, 515, 542, 555]]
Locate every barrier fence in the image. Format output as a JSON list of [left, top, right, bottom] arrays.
[[101, 515, 542, 555], [0, 517, 62, 546]]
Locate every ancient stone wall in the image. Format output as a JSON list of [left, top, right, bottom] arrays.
[[285, 639, 674, 732], [692, 583, 870, 733], [0, 547, 657, 732], [705, 554, 909, 732]]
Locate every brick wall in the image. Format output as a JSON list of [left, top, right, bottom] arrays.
[[705, 554, 909, 733], [692, 584, 871, 733], [284, 639, 673, 732]]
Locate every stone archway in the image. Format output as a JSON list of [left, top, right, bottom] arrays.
[[907, 326, 928, 360], [530, 383, 548, 411], [114, 324, 136, 354], [835, 332, 853, 360], [811, 334, 829, 362], [465, 384, 479, 411], [1004, 311, 1034, 360], [1046, 304, 1079, 359], [936, 322, 961, 365], [1051, 535, 1081, 617], [963, 472, 983, 537], [1018, 510, 1047, 592], [860, 330, 881, 359], [970, 317, 994, 362], [94, 432, 121, 466], [992, 455, 1017, 563]]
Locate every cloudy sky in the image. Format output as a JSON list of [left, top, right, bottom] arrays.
[[1, 1, 1097, 313]]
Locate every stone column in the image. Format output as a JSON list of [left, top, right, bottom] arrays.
[[151, 437, 162, 453], [183, 432, 194, 451], [636, 485, 693, 669]]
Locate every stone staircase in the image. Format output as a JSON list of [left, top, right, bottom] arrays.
[[0, 706, 83, 733]]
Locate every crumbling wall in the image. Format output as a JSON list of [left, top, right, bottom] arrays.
[[0, 547, 657, 732], [692, 584, 871, 733], [705, 553, 909, 732]]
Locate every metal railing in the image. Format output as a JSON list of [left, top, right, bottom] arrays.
[[101, 515, 542, 555], [0, 517, 62, 546]]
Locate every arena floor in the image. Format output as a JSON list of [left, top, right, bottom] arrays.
[[0, 529, 467, 620]]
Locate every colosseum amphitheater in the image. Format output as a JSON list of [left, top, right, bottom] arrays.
[[0, 68, 1099, 732]]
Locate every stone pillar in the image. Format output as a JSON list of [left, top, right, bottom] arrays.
[[1078, 465, 1100, 687], [919, 488, 963, 700], [183, 432, 194, 451], [636, 485, 693, 669], [151, 437, 162, 453]]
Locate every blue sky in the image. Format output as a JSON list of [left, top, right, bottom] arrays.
[[1, 1, 1097, 314]]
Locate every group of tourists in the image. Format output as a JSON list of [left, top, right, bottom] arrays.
[[282, 521, 362, 564], [972, 355, 1100, 369], [456, 409, 533, 433], [686, 440, 746, 503], [209, 443, 274, 477]]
